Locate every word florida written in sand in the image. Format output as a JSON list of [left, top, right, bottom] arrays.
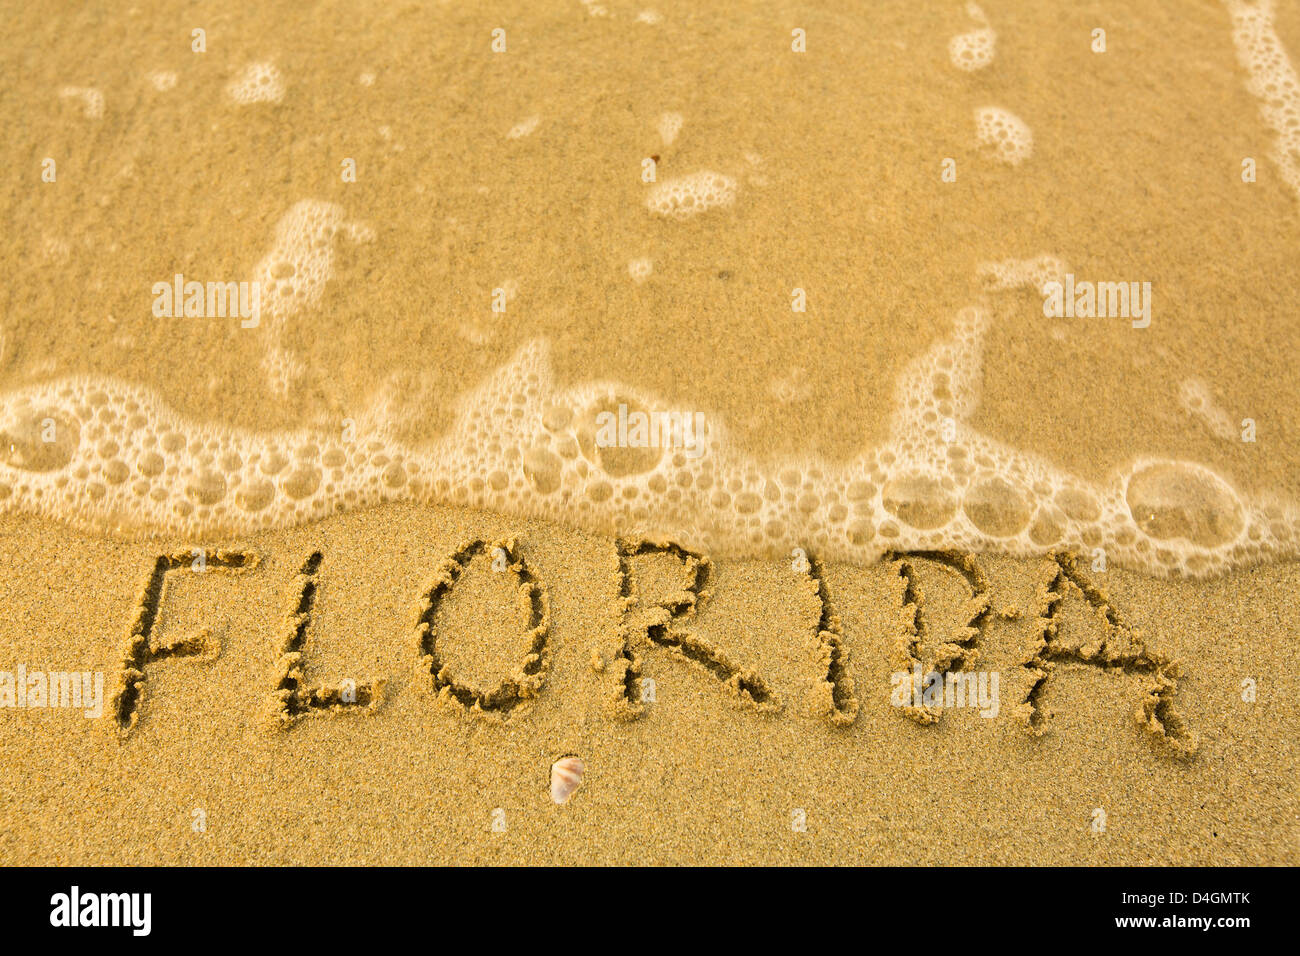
[[106, 540, 1198, 758]]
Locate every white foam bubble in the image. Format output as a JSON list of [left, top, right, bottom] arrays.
[[627, 258, 653, 283], [657, 112, 683, 146], [59, 86, 103, 120], [1223, 0, 1300, 201], [1179, 378, 1237, 442], [974, 106, 1032, 165], [146, 71, 178, 92], [251, 200, 376, 395], [3, 256, 1292, 579], [646, 170, 738, 220], [225, 62, 285, 105], [507, 115, 541, 139], [949, 3, 996, 72], [977, 254, 1067, 293]]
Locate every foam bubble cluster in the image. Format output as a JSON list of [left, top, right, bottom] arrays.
[[1223, 0, 1300, 201], [1179, 378, 1237, 442], [507, 115, 541, 139], [974, 106, 1032, 165], [646, 171, 738, 220], [252, 201, 375, 395], [59, 86, 104, 120], [2, 256, 1293, 579], [0, 379, 411, 537], [657, 112, 683, 146], [977, 254, 1066, 293], [949, 3, 996, 72], [146, 71, 177, 92], [225, 62, 285, 105]]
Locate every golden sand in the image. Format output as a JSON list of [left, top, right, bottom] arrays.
[[2, 1, 1299, 864], [1, 505, 1296, 864]]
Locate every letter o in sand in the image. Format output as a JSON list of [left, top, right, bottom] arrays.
[[413, 539, 551, 714]]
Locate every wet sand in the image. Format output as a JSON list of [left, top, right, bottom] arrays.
[[2, 1, 1299, 865]]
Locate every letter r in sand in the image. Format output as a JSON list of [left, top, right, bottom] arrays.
[[607, 538, 775, 718]]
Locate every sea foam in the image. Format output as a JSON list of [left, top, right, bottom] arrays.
[[1, 256, 1292, 579]]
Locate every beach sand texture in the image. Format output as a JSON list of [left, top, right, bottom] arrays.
[[1, 0, 1298, 864]]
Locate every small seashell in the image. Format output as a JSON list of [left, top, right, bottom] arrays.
[[550, 755, 584, 805]]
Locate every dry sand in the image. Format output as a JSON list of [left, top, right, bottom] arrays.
[[1, 0, 1299, 864], [0, 504, 1296, 864]]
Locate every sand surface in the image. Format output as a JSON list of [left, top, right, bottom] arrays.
[[0, 504, 1296, 864], [2, 1, 1299, 864]]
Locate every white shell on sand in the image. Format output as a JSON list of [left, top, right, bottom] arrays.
[[550, 756, 584, 804]]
